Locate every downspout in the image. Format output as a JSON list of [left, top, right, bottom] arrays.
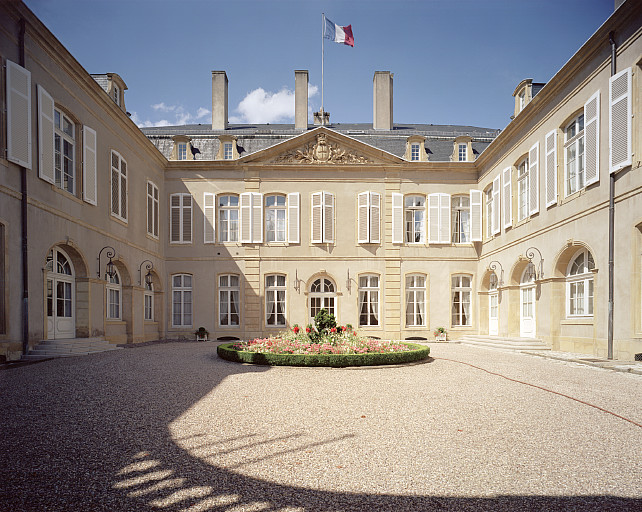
[[607, 31, 616, 360], [19, 18, 29, 356]]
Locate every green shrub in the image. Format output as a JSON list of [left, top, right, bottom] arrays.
[[314, 308, 336, 335]]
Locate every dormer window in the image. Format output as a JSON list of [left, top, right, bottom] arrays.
[[216, 135, 238, 160], [518, 90, 525, 112], [177, 143, 187, 161], [171, 135, 194, 161], [458, 143, 467, 162], [411, 143, 420, 161], [224, 143, 233, 160], [452, 136, 472, 162], [90, 73, 127, 112], [113, 84, 120, 106], [405, 135, 426, 162]]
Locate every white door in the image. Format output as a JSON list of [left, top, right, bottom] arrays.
[[46, 248, 75, 339], [520, 285, 536, 338], [489, 292, 499, 335]]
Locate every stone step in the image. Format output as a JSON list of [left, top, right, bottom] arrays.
[[460, 335, 550, 351], [23, 337, 123, 360]]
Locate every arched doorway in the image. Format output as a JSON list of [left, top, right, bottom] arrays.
[[309, 277, 336, 322], [45, 247, 75, 339], [519, 267, 536, 338]]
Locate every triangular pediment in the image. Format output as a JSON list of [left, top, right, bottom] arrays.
[[240, 127, 404, 165]]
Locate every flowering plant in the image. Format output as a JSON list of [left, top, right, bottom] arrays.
[[433, 327, 447, 338]]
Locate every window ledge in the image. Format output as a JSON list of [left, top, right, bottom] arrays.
[[51, 184, 83, 204], [146, 233, 159, 242], [561, 317, 594, 325], [106, 319, 125, 325], [110, 214, 128, 227]]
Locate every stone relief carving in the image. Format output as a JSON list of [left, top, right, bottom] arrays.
[[273, 133, 372, 164]]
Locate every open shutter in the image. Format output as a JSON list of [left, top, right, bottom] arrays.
[[204, 193, 216, 243], [392, 193, 403, 244], [37, 85, 55, 184], [470, 190, 482, 242], [240, 192, 252, 243], [252, 193, 263, 243], [358, 192, 370, 243], [609, 67, 631, 174], [170, 194, 181, 242], [584, 92, 600, 186], [83, 126, 97, 205], [528, 142, 539, 215], [440, 193, 451, 243], [311, 192, 323, 243], [492, 175, 501, 235], [544, 130, 558, 206], [287, 192, 300, 244], [7, 60, 32, 169], [183, 194, 192, 242], [323, 191, 334, 243], [370, 192, 381, 244], [502, 167, 512, 229], [428, 194, 439, 243]]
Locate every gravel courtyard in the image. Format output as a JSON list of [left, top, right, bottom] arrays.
[[0, 342, 640, 511]]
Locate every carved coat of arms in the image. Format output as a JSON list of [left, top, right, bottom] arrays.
[[273, 133, 372, 164]]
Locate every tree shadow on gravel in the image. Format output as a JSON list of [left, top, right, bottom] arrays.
[[0, 343, 638, 512]]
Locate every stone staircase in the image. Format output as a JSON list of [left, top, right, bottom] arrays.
[[459, 335, 551, 351], [22, 337, 123, 360]]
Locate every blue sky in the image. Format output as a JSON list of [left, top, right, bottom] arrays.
[[25, 0, 615, 130]]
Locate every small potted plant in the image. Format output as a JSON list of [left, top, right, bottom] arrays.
[[195, 327, 209, 342], [433, 327, 447, 342]]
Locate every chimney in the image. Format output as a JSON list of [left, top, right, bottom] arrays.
[[212, 71, 228, 130], [295, 70, 308, 130], [373, 71, 393, 130]]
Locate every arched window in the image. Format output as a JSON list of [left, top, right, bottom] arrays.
[[405, 274, 426, 327], [106, 268, 121, 320], [452, 274, 472, 326], [359, 274, 379, 327], [309, 277, 336, 321], [144, 281, 154, 321], [567, 249, 595, 317]]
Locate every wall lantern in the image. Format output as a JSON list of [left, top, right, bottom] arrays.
[[138, 260, 154, 286], [524, 247, 544, 281], [97, 246, 116, 280], [487, 260, 504, 287]]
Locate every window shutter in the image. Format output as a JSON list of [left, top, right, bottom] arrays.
[[37, 85, 55, 184], [170, 194, 181, 242], [392, 193, 403, 244], [492, 175, 501, 235], [204, 193, 216, 243], [544, 129, 558, 206], [323, 191, 334, 243], [528, 142, 539, 215], [287, 192, 300, 244], [240, 192, 252, 243], [439, 193, 451, 243], [370, 192, 381, 244], [82, 126, 97, 205], [583, 92, 600, 186], [470, 190, 482, 242], [609, 67, 631, 174], [252, 193, 263, 243], [311, 192, 323, 243], [502, 167, 512, 229], [358, 192, 370, 243], [428, 193, 439, 244], [7, 60, 32, 169], [183, 194, 192, 242]]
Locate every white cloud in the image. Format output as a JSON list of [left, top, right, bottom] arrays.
[[131, 104, 211, 128], [230, 84, 320, 124]]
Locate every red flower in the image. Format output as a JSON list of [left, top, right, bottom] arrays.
[[353, 331, 357, 336], [330, 327, 337, 333], [306, 327, 311, 333], [293, 326, 300, 334]]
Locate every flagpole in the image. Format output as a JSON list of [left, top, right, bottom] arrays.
[[321, 12, 325, 125]]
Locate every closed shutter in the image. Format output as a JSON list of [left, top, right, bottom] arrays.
[[392, 193, 403, 244], [82, 126, 97, 205], [544, 129, 558, 206], [323, 191, 334, 243], [502, 167, 512, 228], [609, 67, 631, 174], [358, 192, 370, 243], [7, 60, 32, 169], [492, 175, 501, 235], [439, 193, 451, 243], [470, 190, 482, 242], [584, 92, 600, 185], [252, 193, 263, 243], [182, 194, 192, 242], [311, 192, 323, 243], [370, 192, 381, 244], [204, 193, 216, 243], [428, 193, 450, 244], [37, 85, 55, 184], [120, 160, 127, 220], [170, 194, 181, 242], [428, 194, 440, 243], [240, 192, 252, 243], [528, 142, 539, 215], [287, 192, 300, 243]]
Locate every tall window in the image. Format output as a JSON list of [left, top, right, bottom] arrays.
[[170, 193, 192, 243], [219, 195, 239, 242], [147, 181, 159, 238], [265, 195, 286, 242], [517, 157, 529, 221], [410, 143, 420, 161], [111, 150, 127, 221], [405, 274, 426, 327], [172, 274, 192, 327], [567, 249, 595, 317], [0, 224, 4, 334], [485, 187, 493, 238], [224, 142, 233, 160], [452, 195, 470, 243], [265, 274, 286, 326], [458, 143, 467, 162], [310, 278, 336, 320], [219, 274, 240, 326], [518, 90, 526, 113], [113, 84, 120, 106], [177, 142, 187, 161], [564, 114, 585, 196], [106, 268, 121, 320], [359, 274, 380, 327], [405, 195, 425, 243], [144, 281, 154, 321], [452, 274, 472, 326], [54, 109, 75, 194]]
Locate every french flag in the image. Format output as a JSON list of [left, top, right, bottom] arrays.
[[323, 17, 354, 47]]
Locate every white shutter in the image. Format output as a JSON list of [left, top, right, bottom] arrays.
[[82, 126, 97, 205], [502, 167, 512, 228], [428, 194, 439, 244], [492, 175, 501, 235], [252, 192, 263, 243], [528, 142, 539, 215], [439, 193, 451, 243], [544, 129, 558, 206], [323, 191, 334, 243], [183, 194, 192, 243], [170, 194, 181, 243], [358, 192, 370, 243], [311, 192, 323, 243], [392, 193, 403, 244], [37, 85, 55, 184], [609, 67, 631, 174], [240, 192, 252, 243], [584, 92, 600, 186], [204, 193, 216, 243], [427, 193, 450, 244], [7, 60, 32, 169], [287, 192, 300, 244], [470, 190, 482, 242], [370, 192, 381, 244]]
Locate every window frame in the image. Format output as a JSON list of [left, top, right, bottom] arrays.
[[147, 181, 159, 239], [358, 274, 380, 327], [517, 156, 529, 222], [172, 274, 193, 328], [405, 274, 426, 327], [170, 192, 193, 244], [265, 194, 287, 243], [451, 274, 472, 327], [564, 113, 585, 197], [219, 274, 241, 327], [566, 249, 595, 318], [54, 107, 76, 195], [410, 143, 420, 161], [404, 195, 425, 244], [106, 268, 122, 320], [458, 143, 467, 162], [219, 194, 240, 242], [144, 281, 154, 321], [309, 277, 336, 322], [110, 150, 128, 222], [451, 195, 471, 244], [223, 142, 233, 160], [265, 274, 287, 327], [177, 142, 187, 161]]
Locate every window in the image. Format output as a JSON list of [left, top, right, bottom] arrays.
[[405, 274, 426, 327], [410, 143, 420, 161], [110, 151, 127, 221], [405, 195, 425, 243], [310, 278, 336, 320], [147, 181, 159, 238], [219, 195, 239, 242], [219, 274, 240, 326], [170, 193, 192, 243], [266, 195, 286, 242], [567, 249, 595, 317], [113, 84, 120, 106], [144, 281, 154, 321], [485, 187, 493, 238], [54, 109, 75, 194], [452, 195, 470, 243], [172, 274, 192, 327], [177, 142, 187, 161], [517, 157, 529, 221], [458, 143, 467, 162], [311, 192, 334, 244], [224, 142, 233, 160], [265, 274, 286, 326], [518, 90, 526, 113], [106, 269, 121, 320], [0, 224, 4, 334], [359, 275, 380, 327], [358, 192, 381, 244], [452, 275, 472, 326], [564, 114, 585, 196]]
